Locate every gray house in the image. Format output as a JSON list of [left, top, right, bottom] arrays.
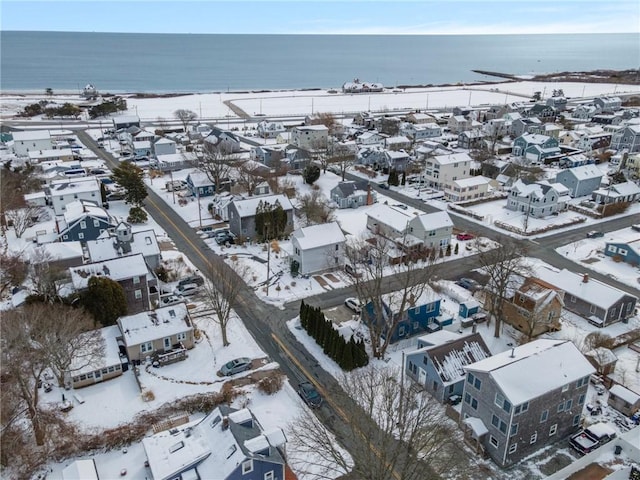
[[330, 181, 375, 209], [554, 165, 603, 198], [290, 222, 346, 275], [228, 194, 294, 240], [86, 222, 162, 270], [460, 340, 594, 467], [536, 266, 637, 327], [506, 180, 569, 218], [405, 332, 491, 404], [610, 125, 640, 153], [592, 181, 640, 205]]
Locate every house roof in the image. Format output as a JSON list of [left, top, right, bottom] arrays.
[[561, 164, 603, 181], [417, 330, 461, 347], [609, 385, 640, 405], [292, 221, 345, 250], [62, 459, 99, 480], [155, 137, 175, 145], [113, 115, 140, 124], [611, 181, 640, 196], [332, 181, 358, 198], [62, 200, 112, 224], [86, 229, 160, 263], [118, 303, 192, 347], [27, 241, 83, 262], [451, 176, 491, 188], [70, 325, 123, 376], [535, 266, 637, 309], [411, 211, 454, 231], [231, 194, 293, 218], [51, 177, 101, 196], [519, 133, 552, 145], [585, 347, 618, 366], [433, 152, 472, 165], [367, 204, 413, 233], [13, 130, 51, 142], [427, 333, 492, 384], [70, 253, 149, 289], [466, 339, 595, 405], [187, 171, 214, 187]]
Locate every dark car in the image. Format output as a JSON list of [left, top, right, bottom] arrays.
[[215, 232, 235, 245], [298, 381, 322, 408], [218, 357, 252, 376], [586, 231, 604, 238], [177, 275, 204, 288], [456, 278, 480, 291], [378, 182, 390, 190]]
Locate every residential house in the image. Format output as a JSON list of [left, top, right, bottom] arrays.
[[86, 222, 162, 270], [112, 115, 140, 130], [405, 332, 491, 404], [117, 303, 194, 363], [424, 152, 473, 190], [356, 130, 385, 146], [257, 120, 286, 139], [607, 385, 640, 417], [445, 176, 491, 202], [557, 153, 594, 169], [343, 79, 384, 93], [572, 104, 599, 120], [26, 241, 84, 270], [591, 114, 623, 126], [250, 145, 287, 168], [142, 405, 287, 480], [362, 290, 453, 343], [458, 130, 485, 149], [291, 125, 328, 151], [154, 152, 197, 172], [594, 96, 622, 113], [512, 133, 560, 162], [460, 339, 594, 467], [506, 180, 569, 218], [70, 253, 158, 315], [536, 266, 637, 327], [405, 112, 436, 124], [209, 192, 239, 222], [57, 200, 117, 243], [554, 165, 603, 198], [352, 111, 375, 129], [28, 148, 76, 163], [228, 194, 294, 240], [511, 118, 541, 138], [592, 181, 640, 205], [527, 123, 562, 139], [559, 130, 586, 149], [153, 137, 177, 156], [204, 128, 243, 153], [49, 176, 102, 215], [447, 115, 471, 134], [290, 222, 346, 275], [67, 325, 126, 389], [12, 130, 53, 156], [546, 96, 567, 111], [524, 103, 557, 120], [186, 171, 215, 197], [610, 125, 640, 153], [330, 181, 376, 209], [487, 277, 564, 339], [604, 239, 640, 266], [357, 145, 387, 168], [383, 149, 411, 172], [376, 116, 403, 136], [384, 135, 412, 151], [400, 122, 442, 141]]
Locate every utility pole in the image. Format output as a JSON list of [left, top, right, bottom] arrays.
[[265, 222, 271, 296], [169, 170, 176, 204]]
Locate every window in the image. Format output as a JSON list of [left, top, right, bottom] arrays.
[[540, 410, 548, 423], [467, 373, 474, 385], [264, 472, 275, 480], [607, 245, 617, 253], [489, 436, 499, 448], [530, 432, 537, 444], [579, 394, 586, 405], [562, 384, 569, 392], [242, 460, 253, 474], [177, 332, 187, 342], [108, 366, 115, 373], [610, 308, 616, 318], [549, 424, 557, 436], [93, 219, 100, 227], [134, 289, 142, 299], [495, 392, 512, 413], [510, 424, 518, 437], [80, 221, 86, 229], [557, 402, 564, 413], [492, 415, 507, 434], [618, 248, 628, 255], [565, 399, 573, 410], [570, 295, 576, 303], [78, 233, 84, 239], [133, 276, 141, 284], [573, 415, 581, 426], [508, 443, 517, 454], [464, 393, 471, 404], [471, 398, 478, 410], [141, 342, 153, 354]]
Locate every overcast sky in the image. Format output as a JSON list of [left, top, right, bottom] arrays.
[[3, 0, 639, 35]]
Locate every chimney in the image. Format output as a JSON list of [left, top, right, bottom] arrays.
[[222, 416, 229, 430], [509, 347, 515, 358], [582, 274, 589, 283], [366, 184, 373, 206]]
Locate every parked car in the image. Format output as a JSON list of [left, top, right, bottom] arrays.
[[456, 278, 480, 291], [218, 357, 252, 376], [174, 283, 199, 297], [344, 297, 362, 314], [344, 264, 363, 278], [177, 275, 204, 288], [105, 191, 126, 201], [569, 422, 616, 454], [456, 232, 475, 241], [378, 182, 389, 190], [298, 381, 322, 408], [631, 224, 640, 232], [215, 232, 235, 245], [586, 230, 604, 238], [393, 204, 408, 210], [159, 295, 183, 307]]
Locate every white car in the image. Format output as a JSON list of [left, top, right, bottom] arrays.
[[344, 297, 362, 314], [174, 283, 199, 297], [159, 295, 183, 307]]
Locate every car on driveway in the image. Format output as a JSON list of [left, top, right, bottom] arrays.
[[456, 232, 475, 241], [344, 297, 362, 314], [177, 275, 204, 288], [298, 381, 322, 408], [456, 278, 481, 291], [218, 357, 252, 376], [586, 230, 604, 238], [174, 283, 199, 297], [159, 295, 183, 307], [215, 232, 236, 245]]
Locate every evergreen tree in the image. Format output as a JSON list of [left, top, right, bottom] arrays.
[[446, 244, 452, 256], [300, 301, 307, 330], [454, 243, 459, 255], [401, 171, 406, 185], [79, 276, 127, 326], [111, 161, 147, 207], [303, 164, 321, 184], [342, 338, 354, 370]]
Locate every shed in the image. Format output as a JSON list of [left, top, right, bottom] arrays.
[[459, 299, 480, 319], [584, 347, 618, 375], [607, 384, 640, 417]]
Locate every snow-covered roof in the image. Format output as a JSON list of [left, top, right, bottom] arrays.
[[51, 177, 100, 195], [520, 133, 552, 145], [562, 164, 603, 181], [62, 459, 99, 480], [432, 152, 472, 165], [463, 417, 488, 437], [133, 140, 151, 149], [609, 385, 640, 405], [411, 211, 453, 231], [466, 339, 595, 405], [27, 241, 83, 262], [417, 330, 460, 347], [611, 181, 640, 196], [292, 222, 345, 250], [187, 171, 213, 187], [70, 253, 149, 289], [156, 152, 196, 164], [13, 130, 51, 141], [113, 115, 140, 124], [28, 148, 74, 160], [428, 333, 492, 384], [535, 266, 636, 309], [295, 125, 329, 132], [70, 325, 123, 376], [231, 194, 293, 218], [585, 347, 618, 365], [367, 204, 413, 233], [86, 229, 159, 263], [451, 176, 491, 188], [62, 200, 111, 224], [155, 137, 175, 145], [118, 303, 192, 346]]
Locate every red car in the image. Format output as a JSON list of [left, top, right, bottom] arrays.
[[456, 233, 475, 241]]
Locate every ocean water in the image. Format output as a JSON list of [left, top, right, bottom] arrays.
[[1, 31, 638, 93]]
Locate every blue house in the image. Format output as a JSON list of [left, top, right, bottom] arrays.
[[405, 332, 491, 404], [58, 200, 116, 243], [186, 171, 215, 197], [362, 292, 453, 343], [459, 299, 480, 318], [605, 240, 640, 266], [142, 405, 287, 480]]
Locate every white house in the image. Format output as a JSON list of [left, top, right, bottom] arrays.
[[506, 180, 569, 218], [153, 137, 177, 156], [291, 125, 328, 151], [112, 115, 140, 130], [290, 222, 346, 275], [424, 152, 473, 191], [12, 130, 53, 157], [49, 176, 102, 215], [28, 148, 75, 163], [445, 176, 491, 202], [257, 120, 286, 139]]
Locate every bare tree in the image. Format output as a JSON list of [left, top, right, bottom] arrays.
[[235, 160, 268, 197], [297, 190, 335, 226], [0, 246, 28, 295], [174, 109, 198, 133], [200, 142, 238, 189], [344, 232, 438, 359], [516, 300, 561, 344], [5, 206, 44, 238], [201, 262, 251, 346], [476, 236, 531, 338], [326, 140, 357, 181], [1, 304, 103, 446], [26, 247, 67, 302], [288, 366, 466, 480]]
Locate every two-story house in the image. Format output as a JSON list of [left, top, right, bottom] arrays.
[[512, 133, 560, 163], [204, 128, 243, 153], [604, 239, 640, 267], [57, 200, 117, 243], [290, 221, 346, 275], [257, 120, 286, 139], [153, 137, 177, 156], [424, 152, 473, 191], [506, 180, 569, 218], [400, 122, 442, 140], [610, 125, 640, 153], [554, 164, 603, 198], [86, 222, 162, 270], [406, 332, 491, 404], [535, 266, 637, 327], [511, 117, 541, 138], [445, 176, 491, 202], [594, 96, 622, 113], [49, 176, 102, 215], [291, 125, 328, 151], [250, 145, 287, 167], [460, 340, 594, 467], [12, 130, 53, 157], [112, 115, 140, 131], [330, 181, 376, 209], [228, 194, 294, 240], [447, 115, 471, 133], [186, 171, 216, 197]]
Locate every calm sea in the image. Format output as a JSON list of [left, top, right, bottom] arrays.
[[1, 31, 638, 93]]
